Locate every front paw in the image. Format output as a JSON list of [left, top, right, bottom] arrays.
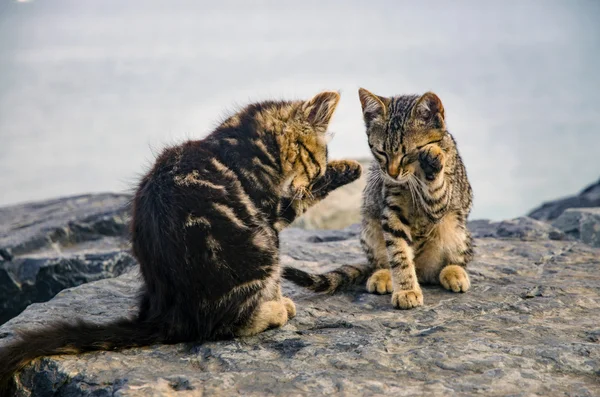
[[391, 289, 423, 309], [281, 297, 296, 319], [439, 265, 470, 293], [310, 160, 362, 198], [366, 269, 393, 294], [327, 159, 362, 185], [418, 146, 445, 181]]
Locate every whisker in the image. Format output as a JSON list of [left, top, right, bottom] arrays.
[[283, 189, 302, 212], [310, 180, 331, 195], [407, 176, 417, 209], [406, 174, 420, 210]]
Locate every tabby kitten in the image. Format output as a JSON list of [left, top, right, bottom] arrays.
[[284, 89, 473, 310], [0, 91, 362, 392]]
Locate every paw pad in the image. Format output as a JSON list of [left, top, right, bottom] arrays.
[[439, 265, 470, 293], [391, 289, 423, 309], [366, 269, 393, 294], [419, 148, 444, 180]]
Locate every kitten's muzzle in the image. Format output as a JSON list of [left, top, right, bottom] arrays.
[[387, 154, 403, 179], [387, 153, 418, 179]]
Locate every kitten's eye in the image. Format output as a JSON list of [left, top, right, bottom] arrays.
[[374, 149, 388, 162], [402, 152, 419, 166]]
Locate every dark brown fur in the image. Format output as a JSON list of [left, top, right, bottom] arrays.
[[0, 91, 362, 394]]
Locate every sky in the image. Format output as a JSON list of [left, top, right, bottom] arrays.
[[0, 0, 599, 220]]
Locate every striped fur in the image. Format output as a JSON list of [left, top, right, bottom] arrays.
[[284, 89, 473, 308], [0, 91, 363, 394]]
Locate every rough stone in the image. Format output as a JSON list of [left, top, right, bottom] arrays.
[[552, 207, 600, 248], [0, 251, 136, 325], [528, 178, 600, 222], [1, 220, 599, 396], [0, 194, 134, 324], [0, 193, 131, 257], [467, 217, 566, 241]]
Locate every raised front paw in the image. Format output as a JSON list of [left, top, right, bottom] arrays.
[[310, 159, 362, 199], [418, 145, 445, 181], [366, 269, 393, 294], [439, 265, 470, 292], [391, 289, 423, 309], [327, 159, 362, 185]]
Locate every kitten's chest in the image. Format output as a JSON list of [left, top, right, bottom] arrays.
[[410, 217, 435, 243], [383, 189, 434, 240]]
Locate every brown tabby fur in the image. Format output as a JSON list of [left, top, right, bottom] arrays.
[[0, 91, 362, 395], [284, 89, 473, 309]]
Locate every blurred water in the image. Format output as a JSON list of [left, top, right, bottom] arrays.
[[0, 0, 599, 220]]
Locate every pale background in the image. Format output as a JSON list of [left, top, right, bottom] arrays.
[[1, 0, 599, 220]]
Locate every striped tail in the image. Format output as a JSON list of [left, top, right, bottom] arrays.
[[282, 263, 373, 294], [0, 317, 165, 396]]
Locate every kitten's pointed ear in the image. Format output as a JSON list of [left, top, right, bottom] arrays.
[[358, 88, 388, 127], [303, 91, 341, 128], [412, 92, 445, 129]]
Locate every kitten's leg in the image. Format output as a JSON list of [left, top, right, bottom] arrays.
[[417, 145, 472, 291], [362, 216, 393, 294], [381, 205, 423, 309], [439, 216, 473, 292], [275, 160, 362, 230], [235, 281, 296, 337], [235, 299, 290, 337], [415, 211, 473, 293]]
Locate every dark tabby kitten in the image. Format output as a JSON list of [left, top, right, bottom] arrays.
[[284, 88, 473, 309], [0, 91, 362, 392]]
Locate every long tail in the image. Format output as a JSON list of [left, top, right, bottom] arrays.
[[282, 263, 373, 293], [0, 317, 163, 396]]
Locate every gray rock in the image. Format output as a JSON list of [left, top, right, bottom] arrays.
[[0, 194, 134, 325], [552, 207, 600, 248], [0, 193, 131, 257], [0, 251, 136, 325], [528, 178, 600, 221], [468, 217, 566, 241], [1, 224, 599, 396]]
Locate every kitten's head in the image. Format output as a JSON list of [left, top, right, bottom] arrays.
[[358, 88, 448, 184], [254, 91, 341, 197]]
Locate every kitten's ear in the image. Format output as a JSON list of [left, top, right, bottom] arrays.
[[358, 88, 388, 127], [412, 92, 445, 129], [302, 91, 341, 128]]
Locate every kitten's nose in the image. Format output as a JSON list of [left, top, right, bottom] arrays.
[[387, 155, 402, 178]]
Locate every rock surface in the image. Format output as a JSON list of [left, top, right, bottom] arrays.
[[0, 194, 134, 324], [528, 178, 600, 221], [1, 220, 599, 396], [467, 217, 566, 241], [553, 208, 600, 248]]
